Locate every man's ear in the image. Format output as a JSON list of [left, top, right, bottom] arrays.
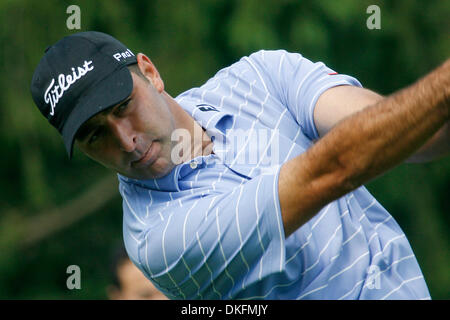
[[136, 53, 164, 93]]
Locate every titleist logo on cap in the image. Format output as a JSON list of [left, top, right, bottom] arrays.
[[44, 60, 94, 116]]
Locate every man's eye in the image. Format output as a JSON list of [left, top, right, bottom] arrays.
[[116, 100, 131, 114], [89, 130, 101, 144]]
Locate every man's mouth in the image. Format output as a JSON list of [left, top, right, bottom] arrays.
[[132, 141, 158, 168]]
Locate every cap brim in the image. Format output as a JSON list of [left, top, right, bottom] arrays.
[[62, 66, 134, 158]]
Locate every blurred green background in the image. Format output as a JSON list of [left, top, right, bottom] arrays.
[[0, 0, 448, 299]]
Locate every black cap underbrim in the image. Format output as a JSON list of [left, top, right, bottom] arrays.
[[61, 66, 134, 158]]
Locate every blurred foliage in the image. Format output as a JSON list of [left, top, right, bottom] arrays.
[[0, 0, 448, 299]]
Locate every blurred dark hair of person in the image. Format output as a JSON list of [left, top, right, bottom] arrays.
[[107, 245, 168, 300]]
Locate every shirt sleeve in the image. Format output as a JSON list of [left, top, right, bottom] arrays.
[[135, 165, 285, 300], [246, 50, 362, 141]]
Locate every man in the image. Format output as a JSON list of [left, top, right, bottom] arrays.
[[107, 246, 168, 300], [31, 31, 448, 300]]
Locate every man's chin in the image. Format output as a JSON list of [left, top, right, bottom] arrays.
[[121, 159, 175, 180]]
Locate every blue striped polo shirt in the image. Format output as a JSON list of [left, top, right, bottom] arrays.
[[118, 50, 431, 299]]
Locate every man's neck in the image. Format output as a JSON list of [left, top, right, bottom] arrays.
[[165, 91, 214, 163]]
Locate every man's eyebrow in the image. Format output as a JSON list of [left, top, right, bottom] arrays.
[[115, 97, 132, 109]]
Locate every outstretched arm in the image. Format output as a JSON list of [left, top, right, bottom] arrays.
[[313, 83, 450, 163], [278, 59, 450, 237]]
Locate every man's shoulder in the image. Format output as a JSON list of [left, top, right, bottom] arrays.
[[247, 48, 297, 58], [245, 49, 303, 64], [175, 49, 303, 97], [203, 49, 303, 79]]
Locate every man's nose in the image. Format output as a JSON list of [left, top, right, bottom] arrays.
[[108, 118, 137, 153]]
